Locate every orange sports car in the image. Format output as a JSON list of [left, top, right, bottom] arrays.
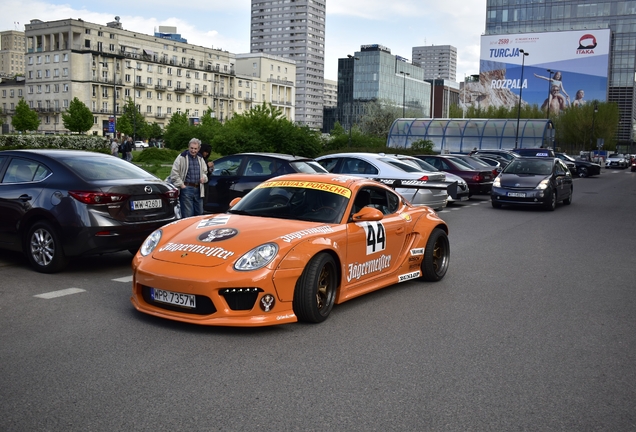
[[131, 173, 450, 326]]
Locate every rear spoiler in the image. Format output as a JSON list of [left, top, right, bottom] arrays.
[[372, 178, 459, 200]]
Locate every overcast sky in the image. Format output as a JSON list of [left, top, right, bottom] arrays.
[[2, 0, 487, 82]]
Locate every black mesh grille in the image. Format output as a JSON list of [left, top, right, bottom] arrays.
[[220, 288, 263, 311], [141, 286, 216, 315]]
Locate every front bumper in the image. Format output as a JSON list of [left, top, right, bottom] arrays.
[[130, 259, 300, 327], [491, 186, 549, 206]]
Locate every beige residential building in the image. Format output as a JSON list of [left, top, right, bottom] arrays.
[[234, 53, 296, 120], [0, 30, 26, 77], [323, 78, 337, 108], [19, 18, 245, 135]]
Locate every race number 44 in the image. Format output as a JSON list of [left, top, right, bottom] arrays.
[[362, 221, 386, 255]]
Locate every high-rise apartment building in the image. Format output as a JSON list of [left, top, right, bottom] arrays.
[[484, 1, 635, 147], [0, 30, 26, 77], [412, 45, 457, 81], [250, 0, 326, 129]]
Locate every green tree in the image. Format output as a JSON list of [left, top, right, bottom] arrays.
[[147, 122, 164, 140], [163, 111, 192, 150], [12, 98, 40, 133], [62, 97, 94, 133], [212, 103, 321, 157], [357, 99, 402, 140], [117, 98, 147, 140], [553, 101, 619, 152]]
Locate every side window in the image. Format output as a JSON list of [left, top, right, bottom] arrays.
[[352, 187, 392, 215], [244, 158, 271, 176], [440, 160, 453, 170], [212, 156, 242, 176], [317, 158, 339, 173], [345, 158, 378, 175], [2, 158, 42, 183]]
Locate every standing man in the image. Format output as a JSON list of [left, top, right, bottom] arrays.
[[125, 137, 134, 162], [110, 138, 119, 156], [170, 138, 208, 218]]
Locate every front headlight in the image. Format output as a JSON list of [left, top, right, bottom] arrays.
[[493, 177, 500, 187], [140, 229, 162, 256], [536, 179, 550, 190], [234, 243, 279, 271]]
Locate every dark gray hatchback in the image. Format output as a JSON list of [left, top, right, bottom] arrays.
[[0, 150, 179, 272]]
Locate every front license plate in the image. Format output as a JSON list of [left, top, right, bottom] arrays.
[[131, 199, 162, 210], [151, 288, 196, 308], [507, 192, 526, 198]]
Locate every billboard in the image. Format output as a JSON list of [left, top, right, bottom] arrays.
[[473, 29, 610, 113]]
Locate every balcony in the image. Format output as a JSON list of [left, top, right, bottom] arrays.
[[155, 113, 166, 118], [134, 82, 146, 88], [155, 85, 167, 91], [175, 87, 186, 93], [192, 89, 203, 95]]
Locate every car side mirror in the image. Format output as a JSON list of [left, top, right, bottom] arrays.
[[229, 197, 241, 208], [351, 206, 383, 222]]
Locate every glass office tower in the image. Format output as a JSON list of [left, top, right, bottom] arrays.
[[485, 1, 636, 148]]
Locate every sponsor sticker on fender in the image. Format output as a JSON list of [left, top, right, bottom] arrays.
[[410, 248, 424, 256], [398, 271, 420, 282], [347, 254, 391, 282], [256, 180, 352, 198]]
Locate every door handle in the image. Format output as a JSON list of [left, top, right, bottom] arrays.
[[19, 194, 32, 201]]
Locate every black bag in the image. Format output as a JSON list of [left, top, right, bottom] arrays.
[[118, 143, 124, 153]]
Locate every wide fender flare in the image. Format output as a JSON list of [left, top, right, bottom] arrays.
[[272, 237, 343, 302], [410, 211, 448, 250]]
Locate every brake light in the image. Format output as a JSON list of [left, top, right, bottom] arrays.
[[492, 169, 498, 177], [69, 191, 129, 205], [418, 175, 429, 181], [164, 188, 180, 199], [472, 174, 484, 182]]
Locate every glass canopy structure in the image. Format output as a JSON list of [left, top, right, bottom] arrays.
[[387, 118, 555, 153]]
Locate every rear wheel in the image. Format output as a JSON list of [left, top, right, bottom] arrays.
[[26, 221, 67, 273], [293, 253, 337, 323], [421, 228, 450, 282]]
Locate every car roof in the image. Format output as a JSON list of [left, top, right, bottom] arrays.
[[232, 152, 315, 161], [1, 149, 111, 159]]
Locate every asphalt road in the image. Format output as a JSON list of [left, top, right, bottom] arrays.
[[1, 168, 635, 431]]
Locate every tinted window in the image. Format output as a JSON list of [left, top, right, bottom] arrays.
[[341, 158, 378, 175], [381, 158, 421, 173], [2, 158, 50, 183], [317, 158, 339, 172], [212, 155, 243, 176]]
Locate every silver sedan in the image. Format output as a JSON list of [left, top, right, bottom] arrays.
[[315, 152, 449, 210]]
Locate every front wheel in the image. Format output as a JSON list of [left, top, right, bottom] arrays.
[[293, 253, 337, 323], [26, 221, 68, 273], [544, 189, 557, 211], [563, 187, 573, 205], [491, 200, 502, 209], [421, 228, 450, 282], [578, 167, 588, 178]]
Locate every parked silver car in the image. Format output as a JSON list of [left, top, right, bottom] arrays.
[[391, 154, 470, 203], [315, 152, 449, 210]]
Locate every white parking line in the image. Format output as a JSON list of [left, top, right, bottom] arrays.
[[113, 276, 133, 283], [34, 288, 86, 299]]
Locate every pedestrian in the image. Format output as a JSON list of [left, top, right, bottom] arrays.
[[199, 143, 215, 177], [170, 138, 208, 218], [125, 137, 134, 162], [110, 138, 119, 156]]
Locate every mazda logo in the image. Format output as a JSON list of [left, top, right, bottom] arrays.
[[144, 186, 152, 194]]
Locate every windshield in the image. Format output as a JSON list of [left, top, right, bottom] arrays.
[[381, 158, 424, 173], [60, 155, 157, 181], [558, 153, 575, 162], [229, 184, 350, 223], [503, 159, 553, 176], [446, 157, 476, 171], [290, 161, 329, 173]]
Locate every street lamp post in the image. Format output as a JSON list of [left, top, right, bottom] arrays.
[[515, 49, 529, 148], [347, 54, 359, 147], [399, 71, 410, 118], [431, 78, 435, 119], [546, 69, 554, 119], [591, 102, 598, 151]]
